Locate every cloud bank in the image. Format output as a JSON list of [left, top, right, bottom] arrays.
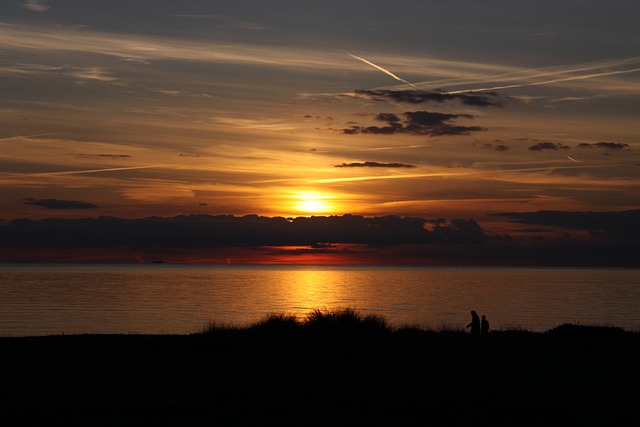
[[2, 213, 638, 267], [493, 210, 640, 239], [0, 214, 486, 248]]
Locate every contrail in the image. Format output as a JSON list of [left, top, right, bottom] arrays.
[[567, 156, 578, 163], [348, 52, 416, 87], [24, 165, 164, 176], [446, 67, 640, 94], [248, 162, 621, 186], [414, 56, 640, 92], [0, 133, 58, 141]]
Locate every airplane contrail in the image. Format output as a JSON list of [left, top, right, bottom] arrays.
[[0, 133, 58, 141], [249, 161, 626, 186], [21, 165, 165, 176], [567, 156, 578, 163], [446, 67, 640, 94], [347, 52, 416, 87]]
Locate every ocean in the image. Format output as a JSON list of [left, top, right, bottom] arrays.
[[1, 264, 639, 336]]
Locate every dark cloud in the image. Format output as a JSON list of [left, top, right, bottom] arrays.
[[335, 161, 416, 168], [0, 214, 486, 248], [578, 141, 630, 151], [492, 210, 640, 239], [302, 115, 334, 121], [482, 142, 510, 151], [3, 214, 639, 266], [528, 142, 570, 151], [375, 113, 401, 122], [353, 90, 503, 107], [476, 210, 640, 267], [343, 110, 484, 137], [23, 198, 98, 210]]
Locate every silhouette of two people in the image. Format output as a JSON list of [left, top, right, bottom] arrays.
[[467, 310, 490, 336]]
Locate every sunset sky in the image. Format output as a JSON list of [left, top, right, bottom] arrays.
[[1, 1, 639, 263]]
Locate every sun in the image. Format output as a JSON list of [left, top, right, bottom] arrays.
[[293, 192, 333, 215]]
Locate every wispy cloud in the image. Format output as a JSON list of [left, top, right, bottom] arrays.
[[0, 25, 348, 69], [212, 117, 296, 131], [0, 63, 119, 83], [311, 144, 432, 154], [445, 59, 640, 94], [66, 66, 118, 83], [254, 172, 464, 185], [4, 24, 639, 98], [450, 67, 640, 94], [22, 0, 49, 13], [170, 14, 226, 19], [408, 56, 640, 92]]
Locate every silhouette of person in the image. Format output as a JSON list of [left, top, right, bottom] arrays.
[[481, 315, 490, 336], [466, 310, 480, 336]]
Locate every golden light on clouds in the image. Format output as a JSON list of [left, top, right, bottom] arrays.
[[1, 2, 639, 227]]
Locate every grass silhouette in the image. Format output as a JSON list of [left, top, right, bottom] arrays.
[[2, 308, 639, 426], [304, 307, 390, 336], [199, 307, 391, 339], [199, 307, 637, 340]]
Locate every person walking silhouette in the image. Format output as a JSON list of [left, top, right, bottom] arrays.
[[466, 310, 480, 336], [481, 315, 490, 336]]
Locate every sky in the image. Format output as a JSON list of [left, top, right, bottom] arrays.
[[1, 0, 639, 264]]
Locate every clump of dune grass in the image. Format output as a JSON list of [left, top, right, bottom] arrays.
[[249, 313, 301, 334], [198, 308, 392, 338], [304, 307, 391, 337]]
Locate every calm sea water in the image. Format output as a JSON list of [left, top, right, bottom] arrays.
[[1, 264, 639, 336]]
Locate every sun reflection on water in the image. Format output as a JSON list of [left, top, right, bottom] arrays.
[[279, 269, 352, 315]]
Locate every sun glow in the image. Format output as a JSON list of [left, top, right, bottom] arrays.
[[293, 192, 333, 215]]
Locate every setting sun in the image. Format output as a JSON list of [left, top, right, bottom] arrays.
[[293, 192, 333, 215]]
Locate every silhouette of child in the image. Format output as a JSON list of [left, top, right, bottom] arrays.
[[466, 310, 480, 336], [481, 315, 490, 336]]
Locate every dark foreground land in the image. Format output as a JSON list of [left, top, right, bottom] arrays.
[[1, 313, 639, 426]]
